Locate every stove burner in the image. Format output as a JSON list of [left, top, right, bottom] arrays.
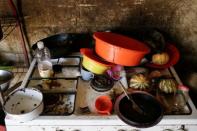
[[90, 75, 114, 92]]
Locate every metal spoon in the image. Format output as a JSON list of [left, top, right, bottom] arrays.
[[119, 82, 145, 115]]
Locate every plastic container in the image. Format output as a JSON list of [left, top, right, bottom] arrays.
[[35, 41, 53, 78], [86, 75, 114, 113], [94, 32, 150, 66], [95, 95, 113, 115], [34, 41, 51, 62], [146, 44, 180, 69], [80, 48, 114, 74]]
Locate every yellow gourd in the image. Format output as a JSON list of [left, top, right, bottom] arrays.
[[129, 74, 150, 90], [152, 52, 169, 65], [159, 79, 177, 94]]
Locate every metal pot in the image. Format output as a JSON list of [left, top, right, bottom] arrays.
[[114, 91, 163, 128], [3, 88, 43, 122], [0, 70, 13, 91]]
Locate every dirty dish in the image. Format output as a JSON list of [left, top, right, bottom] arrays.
[[115, 91, 163, 128], [146, 44, 180, 69], [80, 48, 114, 74], [42, 93, 76, 115], [94, 32, 150, 66], [3, 88, 43, 122]]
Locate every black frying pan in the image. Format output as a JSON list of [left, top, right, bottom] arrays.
[[114, 91, 163, 128], [32, 33, 93, 59]]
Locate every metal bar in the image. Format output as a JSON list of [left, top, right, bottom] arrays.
[[8, 0, 30, 66], [20, 58, 36, 89]]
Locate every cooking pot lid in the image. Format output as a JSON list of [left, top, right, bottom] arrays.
[[115, 91, 163, 128], [90, 75, 114, 92]]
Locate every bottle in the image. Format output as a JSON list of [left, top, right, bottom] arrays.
[[35, 41, 53, 78]]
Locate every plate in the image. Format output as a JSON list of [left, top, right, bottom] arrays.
[[146, 44, 180, 69]]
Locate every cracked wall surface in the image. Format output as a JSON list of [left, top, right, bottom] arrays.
[[0, 0, 197, 68]]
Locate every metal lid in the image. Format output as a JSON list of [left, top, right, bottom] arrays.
[[90, 75, 114, 92]]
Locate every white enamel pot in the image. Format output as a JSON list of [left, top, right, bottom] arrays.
[[3, 88, 43, 122]]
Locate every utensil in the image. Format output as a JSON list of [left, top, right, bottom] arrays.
[[94, 32, 150, 66], [3, 88, 44, 122], [114, 91, 163, 128], [119, 82, 144, 115]]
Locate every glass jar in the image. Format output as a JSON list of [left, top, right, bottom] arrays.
[[86, 75, 114, 113], [156, 90, 187, 113]]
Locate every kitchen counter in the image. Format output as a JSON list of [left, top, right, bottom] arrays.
[[5, 58, 197, 131]]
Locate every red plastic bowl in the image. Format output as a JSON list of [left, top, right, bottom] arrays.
[[146, 44, 180, 69], [94, 32, 150, 66]]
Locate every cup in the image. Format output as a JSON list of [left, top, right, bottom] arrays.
[[106, 65, 123, 80], [95, 95, 112, 115], [80, 66, 94, 81], [38, 60, 54, 78]]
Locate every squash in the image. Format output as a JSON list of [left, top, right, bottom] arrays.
[[159, 79, 177, 93], [152, 52, 169, 65], [129, 74, 150, 90]]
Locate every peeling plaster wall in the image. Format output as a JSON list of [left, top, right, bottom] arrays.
[[0, 0, 197, 68]]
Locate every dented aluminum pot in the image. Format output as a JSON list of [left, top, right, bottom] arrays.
[[3, 88, 43, 122]]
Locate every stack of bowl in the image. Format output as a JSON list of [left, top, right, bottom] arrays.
[[80, 32, 150, 80]]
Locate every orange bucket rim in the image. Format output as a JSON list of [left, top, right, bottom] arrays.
[[93, 32, 150, 54], [80, 48, 114, 67]]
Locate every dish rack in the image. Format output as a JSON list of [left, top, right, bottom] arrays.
[[0, 0, 30, 67]]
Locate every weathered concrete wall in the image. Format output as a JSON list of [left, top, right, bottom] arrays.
[[0, 0, 197, 67]]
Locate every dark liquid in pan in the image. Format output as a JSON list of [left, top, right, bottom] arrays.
[[119, 93, 162, 124]]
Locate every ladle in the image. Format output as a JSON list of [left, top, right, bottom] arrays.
[[119, 82, 146, 115]]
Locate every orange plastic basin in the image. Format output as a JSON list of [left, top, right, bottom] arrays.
[[94, 32, 150, 66]]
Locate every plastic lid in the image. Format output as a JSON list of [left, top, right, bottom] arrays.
[[37, 41, 44, 49]]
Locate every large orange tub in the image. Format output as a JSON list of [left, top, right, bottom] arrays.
[[94, 32, 150, 66]]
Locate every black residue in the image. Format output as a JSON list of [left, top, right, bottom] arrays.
[[119, 93, 162, 124], [34, 104, 37, 106], [17, 102, 20, 105], [7, 97, 10, 101], [21, 89, 26, 92], [20, 110, 25, 114], [37, 84, 43, 88]]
